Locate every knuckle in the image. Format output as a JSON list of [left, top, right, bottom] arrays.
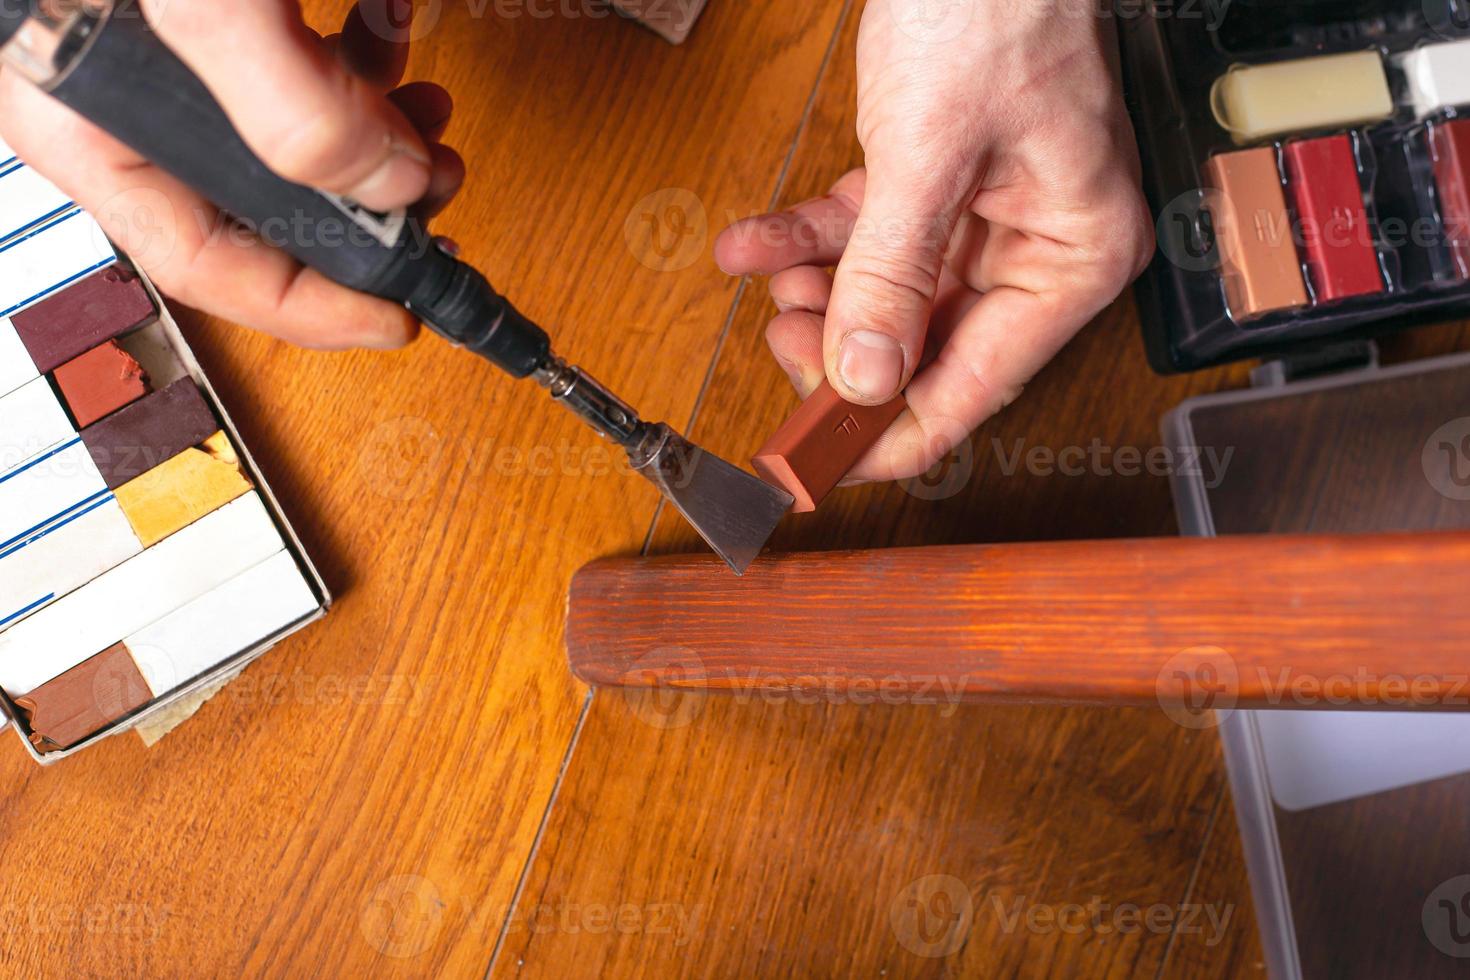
[[1077, 198, 1155, 299], [840, 262, 935, 323], [259, 105, 367, 189]]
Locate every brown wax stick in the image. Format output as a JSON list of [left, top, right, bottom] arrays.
[[15, 642, 152, 752], [1202, 148, 1310, 319], [752, 380, 907, 513], [10, 267, 156, 374], [53, 340, 150, 428], [81, 377, 218, 489]]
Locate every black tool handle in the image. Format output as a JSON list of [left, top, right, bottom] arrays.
[[37, 9, 549, 376]]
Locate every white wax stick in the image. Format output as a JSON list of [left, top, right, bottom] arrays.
[[0, 492, 286, 696], [0, 163, 73, 242], [0, 317, 38, 399], [0, 376, 76, 478], [0, 499, 141, 632], [126, 551, 318, 696], [0, 209, 117, 319], [0, 440, 108, 553], [1396, 39, 1470, 118]]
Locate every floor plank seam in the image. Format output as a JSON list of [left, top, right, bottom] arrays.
[[1152, 779, 1229, 980], [666, 0, 857, 466], [487, 6, 858, 974], [483, 686, 596, 978]]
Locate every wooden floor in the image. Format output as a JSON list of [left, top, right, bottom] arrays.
[[3, 1, 1468, 976]]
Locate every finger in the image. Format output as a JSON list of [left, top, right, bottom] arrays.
[[823, 167, 963, 406], [141, 0, 430, 212], [765, 311, 826, 398], [769, 265, 832, 314], [415, 143, 465, 219], [0, 75, 417, 350], [848, 287, 1078, 483], [714, 169, 866, 276], [339, 0, 413, 91], [389, 82, 455, 142]]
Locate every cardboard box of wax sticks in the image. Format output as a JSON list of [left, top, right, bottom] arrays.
[[0, 203, 330, 764]]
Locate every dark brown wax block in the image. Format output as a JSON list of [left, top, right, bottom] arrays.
[[752, 380, 907, 513], [81, 377, 218, 489], [15, 642, 151, 752], [10, 267, 156, 374], [53, 340, 149, 428]]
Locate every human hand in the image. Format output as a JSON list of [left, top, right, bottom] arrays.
[[0, 0, 464, 350], [716, 0, 1154, 481]]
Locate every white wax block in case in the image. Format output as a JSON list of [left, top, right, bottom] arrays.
[[0, 317, 39, 399], [1255, 710, 1470, 811], [1396, 39, 1470, 117], [0, 492, 286, 696], [0, 440, 107, 552], [0, 499, 141, 631], [1211, 51, 1392, 141], [127, 551, 318, 696], [0, 163, 72, 242], [0, 376, 76, 478], [0, 209, 116, 319]]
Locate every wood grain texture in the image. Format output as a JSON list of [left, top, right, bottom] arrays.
[[504, 2, 1257, 977], [0, 1, 846, 976], [566, 533, 1470, 708], [3, 0, 1466, 975], [500, 1, 1470, 975]]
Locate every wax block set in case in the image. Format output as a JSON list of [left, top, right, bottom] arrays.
[[1120, 0, 1470, 372], [0, 135, 328, 764]]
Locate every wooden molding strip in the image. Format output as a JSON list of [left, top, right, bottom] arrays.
[[567, 533, 1470, 712]]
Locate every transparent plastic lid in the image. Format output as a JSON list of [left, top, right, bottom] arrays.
[[1165, 348, 1470, 978]]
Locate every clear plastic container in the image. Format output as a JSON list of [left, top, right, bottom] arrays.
[[1164, 345, 1470, 976]]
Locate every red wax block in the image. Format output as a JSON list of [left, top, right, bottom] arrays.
[[10, 267, 156, 374], [53, 340, 149, 428], [1283, 135, 1383, 302], [752, 380, 907, 513], [1431, 119, 1470, 280]]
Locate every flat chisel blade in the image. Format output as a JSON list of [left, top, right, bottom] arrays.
[[633, 425, 793, 574]]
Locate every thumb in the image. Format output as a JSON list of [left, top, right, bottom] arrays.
[[142, 0, 430, 213], [824, 172, 955, 404]]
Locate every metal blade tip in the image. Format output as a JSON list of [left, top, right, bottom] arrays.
[[635, 426, 792, 574]]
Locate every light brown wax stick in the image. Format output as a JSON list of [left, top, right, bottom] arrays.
[[1203, 148, 1309, 320]]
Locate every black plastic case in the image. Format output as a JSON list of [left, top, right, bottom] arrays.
[[1120, 0, 1470, 373]]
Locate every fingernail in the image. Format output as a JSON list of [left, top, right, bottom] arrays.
[[349, 142, 431, 210], [775, 356, 803, 389], [837, 330, 903, 401]]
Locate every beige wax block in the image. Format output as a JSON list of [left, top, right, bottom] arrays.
[[114, 430, 252, 547], [1211, 51, 1392, 143]]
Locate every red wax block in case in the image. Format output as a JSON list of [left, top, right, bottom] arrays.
[[53, 340, 149, 428], [752, 380, 907, 513], [1283, 135, 1383, 302], [1431, 119, 1470, 280], [10, 267, 156, 374]]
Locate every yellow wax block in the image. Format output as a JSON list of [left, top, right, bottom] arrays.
[[1211, 51, 1392, 143], [114, 430, 252, 547]]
